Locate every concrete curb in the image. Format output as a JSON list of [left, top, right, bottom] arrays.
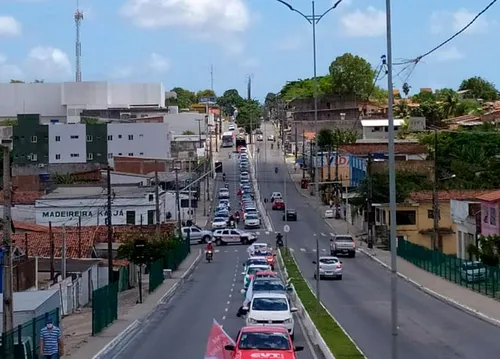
[[358, 248, 500, 328], [91, 249, 202, 359]]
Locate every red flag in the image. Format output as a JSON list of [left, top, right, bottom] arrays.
[[205, 319, 235, 359]]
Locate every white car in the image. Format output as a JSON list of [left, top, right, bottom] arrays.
[[218, 199, 231, 210], [244, 292, 297, 339], [314, 256, 343, 280], [218, 188, 230, 199], [268, 135, 275, 141], [213, 228, 257, 245], [243, 207, 257, 219], [228, 124, 235, 131], [271, 192, 283, 201], [247, 243, 269, 256], [325, 209, 334, 218], [244, 214, 261, 229], [182, 226, 212, 244], [257, 134, 263, 141], [242, 264, 271, 288], [211, 217, 227, 229]]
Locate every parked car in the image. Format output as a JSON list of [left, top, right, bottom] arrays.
[[325, 209, 334, 218], [244, 214, 261, 229], [182, 226, 212, 244], [283, 209, 297, 221], [460, 261, 487, 282], [330, 235, 356, 257]]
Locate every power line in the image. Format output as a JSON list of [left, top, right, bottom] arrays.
[[393, 0, 497, 80]]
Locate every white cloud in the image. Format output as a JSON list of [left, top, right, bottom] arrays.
[[25, 46, 71, 80], [276, 35, 304, 51], [148, 53, 170, 72], [339, 7, 385, 37], [0, 53, 23, 81], [434, 46, 464, 62], [430, 9, 489, 35], [240, 57, 259, 69], [0, 16, 22, 37]]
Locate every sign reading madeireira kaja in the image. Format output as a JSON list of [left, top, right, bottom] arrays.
[[41, 209, 125, 219]]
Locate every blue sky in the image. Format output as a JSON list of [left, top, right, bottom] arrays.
[[1, 0, 499, 100]]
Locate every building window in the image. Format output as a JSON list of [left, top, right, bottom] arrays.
[[373, 127, 381, 132], [139, 152, 144, 155], [139, 134, 144, 137], [128, 135, 134, 140], [490, 207, 497, 226], [148, 210, 155, 225], [87, 153, 93, 160], [107, 135, 113, 140], [70, 135, 79, 139], [108, 153, 113, 159], [395, 210, 416, 225], [30, 136, 37, 143], [126, 211, 136, 225], [128, 153, 133, 156], [118, 153, 122, 156], [30, 153, 37, 161], [55, 136, 60, 142], [118, 135, 122, 139], [55, 154, 61, 160], [70, 153, 80, 158], [148, 194, 154, 202], [86, 135, 93, 142], [427, 209, 440, 219]]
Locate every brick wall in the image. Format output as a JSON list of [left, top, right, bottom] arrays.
[[371, 160, 434, 179]]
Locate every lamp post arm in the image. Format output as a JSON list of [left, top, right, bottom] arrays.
[[275, 0, 312, 24], [316, 0, 344, 23]]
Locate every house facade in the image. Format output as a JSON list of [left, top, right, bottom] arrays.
[[477, 190, 500, 236], [450, 199, 481, 259]]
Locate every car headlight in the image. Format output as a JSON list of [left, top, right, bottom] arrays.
[[247, 318, 257, 324], [284, 318, 293, 324], [319, 267, 325, 272]]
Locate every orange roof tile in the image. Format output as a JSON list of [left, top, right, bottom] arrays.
[[0, 191, 44, 205], [304, 132, 316, 140], [409, 190, 491, 202], [477, 190, 500, 202], [13, 221, 50, 233], [340, 143, 427, 155]]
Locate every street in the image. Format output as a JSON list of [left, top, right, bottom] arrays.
[[254, 121, 500, 359], [106, 142, 318, 359]]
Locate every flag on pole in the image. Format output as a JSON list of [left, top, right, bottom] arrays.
[[204, 319, 235, 359]]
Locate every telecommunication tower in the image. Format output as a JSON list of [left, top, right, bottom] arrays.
[[75, 0, 84, 82]]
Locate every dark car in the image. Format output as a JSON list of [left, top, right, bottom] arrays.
[[283, 209, 297, 221]]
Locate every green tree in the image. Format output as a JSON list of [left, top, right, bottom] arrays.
[[279, 76, 332, 100], [236, 99, 262, 134], [10, 79, 24, 83], [454, 98, 483, 116], [411, 91, 436, 103], [0, 119, 17, 126], [315, 128, 357, 150], [117, 233, 181, 265], [329, 53, 375, 100], [402, 83, 411, 97], [196, 89, 217, 100], [170, 87, 197, 109], [459, 76, 499, 101], [370, 86, 388, 103], [315, 128, 335, 150], [182, 130, 195, 135], [436, 88, 459, 119], [218, 89, 244, 116]]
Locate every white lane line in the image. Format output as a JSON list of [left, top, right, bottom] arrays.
[[321, 249, 327, 252], [321, 233, 326, 237], [300, 248, 306, 252], [225, 308, 228, 312], [234, 249, 239, 252], [230, 288, 234, 292], [289, 248, 295, 252], [224, 250, 228, 253], [256, 232, 261, 235], [232, 283, 235, 287], [222, 316, 226, 320], [312, 249, 317, 252], [215, 249, 220, 253], [265, 231, 269, 235], [229, 294, 232, 298], [227, 301, 230, 305], [330, 232, 335, 237]]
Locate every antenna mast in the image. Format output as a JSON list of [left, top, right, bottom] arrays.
[[75, 0, 84, 82]]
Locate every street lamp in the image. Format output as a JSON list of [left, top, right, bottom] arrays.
[[275, 0, 344, 197]]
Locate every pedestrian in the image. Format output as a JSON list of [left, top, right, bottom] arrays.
[[39, 318, 63, 359], [329, 199, 334, 209]]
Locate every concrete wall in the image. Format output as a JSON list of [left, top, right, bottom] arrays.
[[107, 123, 171, 166], [164, 112, 206, 135], [48, 124, 87, 163], [107, 172, 151, 185], [12, 162, 103, 176], [0, 204, 36, 222], [0, 83, 64, 118]]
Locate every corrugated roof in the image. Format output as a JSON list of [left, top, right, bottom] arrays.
[[477, 190, 500, 202], [0, 290, 59, 312], [409, 190, 491, 202], [340, 143, 427, 155], [0, 191, 44, 205]]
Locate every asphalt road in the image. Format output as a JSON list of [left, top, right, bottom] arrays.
[[113, 137, 317, 359], [255, 121, 500, 359]]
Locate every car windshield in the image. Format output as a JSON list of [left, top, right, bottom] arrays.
[[214, 218, 225, 222], [463, 263, 484, 270], [252, 297, 288, 311], [320, 258, 339, 264], [247, 259, 267, 267], [335, 236, 353, 242], [253, 281, 286, 292], [245, 209, 257, 213], [246, 215, 259, 220], [248, 267, 267, 275]]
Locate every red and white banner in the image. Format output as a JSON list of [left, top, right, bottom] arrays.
[[204, 319, 235, 359]]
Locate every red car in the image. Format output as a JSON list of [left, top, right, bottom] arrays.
[[225, 326, 303, 359], [255, 270, 278, 279], [272, 199, 285, 210]]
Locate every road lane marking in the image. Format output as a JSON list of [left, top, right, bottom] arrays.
[[321, 233, 326, 236], [321, 249, 327, 252], [300, 248, 306, 252], [222, 316, 226, 320], [330, 232, 335, 236], [256, 231, 261, 235], [227, 301, 230, 304], [312, 249, 317, 252], [234, 249, 239, 252], [289, 248, 295, 252], [214, 249, 220, 253]]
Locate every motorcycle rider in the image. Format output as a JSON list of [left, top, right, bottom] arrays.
[[222, 172, 226, 182], [235, 211, 241, 225], [276, 232, 284, 248], [275, 167, 278, 174]]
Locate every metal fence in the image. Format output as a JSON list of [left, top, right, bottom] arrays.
[[92, 281, 118, 335], [0, 309, 59, 359], [397, 238, 500, 299], [148, 239, 190, 294]]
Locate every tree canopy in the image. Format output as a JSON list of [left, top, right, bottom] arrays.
[[329, 53, 376, 100], [459, 76, 499, 101], [117, 233, 182, 265], [169, 87, 197, 109], [196, 89, 216, 100], [315, 128, 358, 150], [218, 89, 244, 116], [235, 99, 262, 134]]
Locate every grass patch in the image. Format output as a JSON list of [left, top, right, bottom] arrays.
[[281, 249, 364, 359]]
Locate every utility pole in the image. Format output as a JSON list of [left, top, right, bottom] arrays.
[[49, 221, 54, 281], [432, 129, 439, 250], [196, 118, 203, 148], [301, 129, 306, 179], [78, 215, 82, 258], [3, 145, 14, 355], [294, 126, 298, 162], [62, 225, 67, 280], [211, 65, 218, 151], [154, 164, 161, 236], [188, 160, 192, 224], [314, 233, 320, 314], [106, 166, 113, 283], [174, 166, 182, 237], [309, 140, 315, 195], [334, 141, 340, 219], [367, 154, 374, 249]]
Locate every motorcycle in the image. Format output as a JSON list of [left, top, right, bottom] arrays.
[[276, 234, 284, 248], [206, 250, 213, 263], [275, 167, 279, 174]]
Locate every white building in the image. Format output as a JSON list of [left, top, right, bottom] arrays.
[[35, 185, 188, 227], [107, 123, 171, 165], [164, 112, 206, 135], [48, 123, 87, 163], [451, 199, 480, 259], [0, 82, 165, 123], [361, 119, 405, 140]]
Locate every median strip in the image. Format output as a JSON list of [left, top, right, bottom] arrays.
[[280, 248, 365, 359]]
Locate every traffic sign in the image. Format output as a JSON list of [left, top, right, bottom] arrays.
[[283, 225, 290, 233]]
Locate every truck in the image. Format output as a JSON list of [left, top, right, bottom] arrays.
[[236, 135, 246, 152], [182, 226, 213, 244], [330, 235, 356, 257]]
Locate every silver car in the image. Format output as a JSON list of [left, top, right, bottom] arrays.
[[313, 256, 343, 280]]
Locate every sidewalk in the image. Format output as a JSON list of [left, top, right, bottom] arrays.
[[285, 161, 500, 327], [64, 250, 201, 358]]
